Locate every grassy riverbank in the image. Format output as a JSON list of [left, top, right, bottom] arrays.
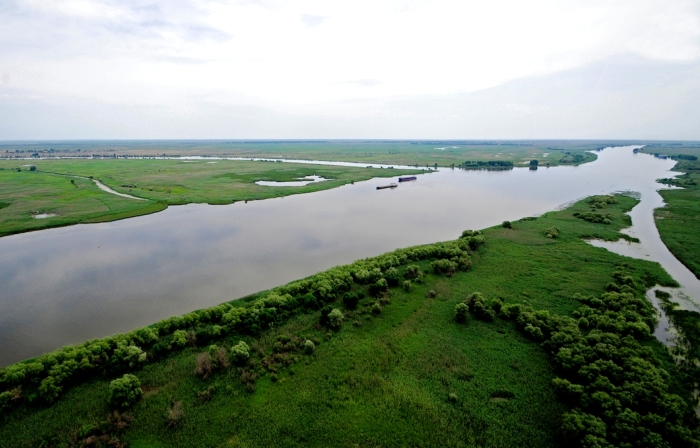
[[639, 145, 700, 278], [2, 194, 698, 447], [0, 159, 421, 238], [0, 140, 602, 168]]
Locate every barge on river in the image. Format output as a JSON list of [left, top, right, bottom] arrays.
[[376, 183, 398, 190], [398, 176, 417, 182]]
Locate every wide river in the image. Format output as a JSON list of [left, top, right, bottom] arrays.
[[0, 146, 697, 366]]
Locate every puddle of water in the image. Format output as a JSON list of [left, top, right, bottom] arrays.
[[255, 175, 329, 187]]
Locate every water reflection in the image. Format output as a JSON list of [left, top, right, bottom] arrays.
[[0, 146, 686, 365]]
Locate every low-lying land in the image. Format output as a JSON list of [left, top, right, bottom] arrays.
[[0, 140, 602, 168], [0, 159, 421, 238], [640, 145, 700, 278], [1, 195, 698, 447]]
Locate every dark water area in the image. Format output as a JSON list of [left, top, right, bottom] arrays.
[[0, 146, 687, 366]]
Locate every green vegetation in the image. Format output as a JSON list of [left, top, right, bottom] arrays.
[[108, 375, 143, 410], [1, 194, 698, 447], [0, 159, 421, 238], [0, 140, 607, 168], [640, 146, 700, 278]]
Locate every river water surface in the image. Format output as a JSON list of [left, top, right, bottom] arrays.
[[0, 146, 694, 365]]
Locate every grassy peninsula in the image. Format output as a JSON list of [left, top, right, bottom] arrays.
[[0, 159, 422, 238], [640, 145, 700, 278], [1, 195, 698, 447]]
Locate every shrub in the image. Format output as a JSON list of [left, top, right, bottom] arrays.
[[328, 309, 344, 329], [170, 330, 187, 349], [0, 388, 21, 411], [403, 280, 412, 292], [108, 374, 143, 409], [194, 352, 213, 378], [573, 212, 614, 224], [454, 303, 469, 323], [166, 401, 184, 428], [545, 227, 559, 239], [404, 265, 421, 279], [38, 376, 62, 403], [490, 298, 503, 313], [370, 303, 382, 314], [112, 342, 146, 369], [230, 341, 250, 364], [342, 292, 360, 309], [384, 267, 400, 286], [369, 278, 388, 296], [303, 340, 315, 355], [319, 305, 334, 326], [431, 259, 457, 276], [456, 256, 472, 271], [502, 221, 512, 229], [427, 290, 438, 298], [448, 392, 458, 403], [210, 345, 229, 369]]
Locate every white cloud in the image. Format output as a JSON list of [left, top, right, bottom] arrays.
[[0, 0, 699, 137]]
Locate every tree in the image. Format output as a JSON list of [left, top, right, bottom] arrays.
[[109, 374, 143, 409]]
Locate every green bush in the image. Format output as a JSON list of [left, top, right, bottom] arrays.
[[230, 341, 250, 364], [573, 212, 614, 224], [431, 259, 457, 276], [502, 221, 512, 229], [384, 267, 400, 286], [302, 340, 315, 355], [170, 330, 187, 348], [454, 303, 469, 323], [108, 374, 143, 409], [342, 292, 360, 309], [38, 376, 62, 403], [545, 227, 559, 238], [403, 280, 412, 292], [328, 309, 344, 329], [369, 278, 388, 296], [404, 265, 421, 279]]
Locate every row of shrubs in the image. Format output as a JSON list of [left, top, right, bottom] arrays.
[[453, 268, 700, 447], [0, 230, 485, 412], [589, 195, 619, 209], [573, 212, 614, 224]]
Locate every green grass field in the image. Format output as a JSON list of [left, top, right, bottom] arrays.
[[0, 159, 421, 237], [3, 195, 696, 448]]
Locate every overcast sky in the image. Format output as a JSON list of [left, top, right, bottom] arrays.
[[1, 0, 699, 139]]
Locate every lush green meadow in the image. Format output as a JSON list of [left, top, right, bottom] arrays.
[[0, 159, 421, 237], [2, 195, 698, 447]]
